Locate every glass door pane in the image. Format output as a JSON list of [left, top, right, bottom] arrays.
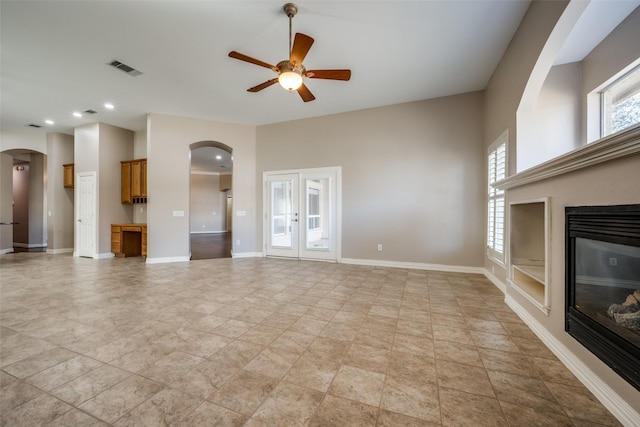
[[305, 178, 330, 250], [266, 174, 299, 257]]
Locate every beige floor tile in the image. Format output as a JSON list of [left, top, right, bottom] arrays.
[[487, 370, 565, 414], [500, 400, 574, 426], [388, 350, 437, 382], [1, 393, 72, 427], [434, 339, 483, 367], [243, 346, 299, 379], [283, 353, 341, 392], [436, 359, 495, 398], [381, 374, 441, 423], [209, 369, 278, 415], [0, 256, 623, 427], [25, 355, 103, 391], [78, 375, 164, 423], [432, 324, 474, 345], [545, 381, 622, 426], [329, 365, 385, 407], [253, 382, 324, 426], [0, 377, 43, 412], [309, 394, 378, 426], [47, 407, 111, 426], [50, 364, 131, 406], [114, 387, 202, 426], [439, 387, 508, 427], [175, 401, 247, 427], [343, 343, 390, 373], [377, 409, 441, 426], [2, 347, 78, 379]]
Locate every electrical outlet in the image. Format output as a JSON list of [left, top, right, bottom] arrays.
[[236, 239, 241, 245], [377, 244, 383, 251]]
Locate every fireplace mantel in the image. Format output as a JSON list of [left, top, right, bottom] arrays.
[[496, 124, 640, 191]]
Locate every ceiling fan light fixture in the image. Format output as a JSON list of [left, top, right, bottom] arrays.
[[278, 70, 303, 91]]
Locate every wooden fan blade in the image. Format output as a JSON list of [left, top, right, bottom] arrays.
[[248, 78, 279, 92], [290, 33, 314, 67], [306, 69, 351, 81], [297, 83, 316, 102], [228, 51, 274, 69]]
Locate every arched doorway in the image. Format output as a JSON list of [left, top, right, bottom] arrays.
[[189, 141, 233, 260], [0, 149, 47, 254]]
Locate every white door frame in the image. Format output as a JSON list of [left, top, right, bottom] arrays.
[[74, 171, 97, 258], [263, 166, 341, 261]]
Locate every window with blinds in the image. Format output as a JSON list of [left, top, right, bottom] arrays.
[[487, 132, 507, 263]]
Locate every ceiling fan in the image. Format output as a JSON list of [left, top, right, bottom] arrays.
[[228, 3, 351, 102]]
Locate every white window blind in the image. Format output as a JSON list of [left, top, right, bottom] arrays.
[[487, 132, 507, 262]]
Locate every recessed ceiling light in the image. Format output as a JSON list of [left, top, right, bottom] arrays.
[[104, 103, 114, 110], [216, 155, 222, 160], [72, 112, 82, 118], [45, 119, 54, 125]]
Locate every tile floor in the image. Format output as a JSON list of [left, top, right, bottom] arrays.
[[0, 253, 622, 426]]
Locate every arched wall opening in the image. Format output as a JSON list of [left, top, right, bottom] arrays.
[[189, 141, 233, 260], [0, 149, 47, 253]]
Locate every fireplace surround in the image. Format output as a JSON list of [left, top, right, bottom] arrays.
[[565, 204, 640, 391]]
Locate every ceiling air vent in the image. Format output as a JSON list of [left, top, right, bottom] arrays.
[[108, 60, 143, 77], [26, 123, 42, 128]]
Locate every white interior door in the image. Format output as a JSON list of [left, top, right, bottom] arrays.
[[76, 172, 96, 258], [265, 167, 340, 261]]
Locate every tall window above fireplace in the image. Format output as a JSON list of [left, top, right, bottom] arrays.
[[566, 204, 640, 391]]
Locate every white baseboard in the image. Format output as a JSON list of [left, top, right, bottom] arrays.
[[0, 248, 15, 255], [231, 252, 263, 259], [503, 292, 640, 426], [96, 252, 115, 259], [46, 248, 73, 255], [190, 231, 229, 235], [340, 257, 485, 274], [145, 256, 191, 264], [483, 268, 507, 293]]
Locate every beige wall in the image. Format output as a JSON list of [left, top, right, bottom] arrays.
[[146, 114, 256, 261], [517, 62, 583, 171], [257, 93, 485, 267], [485, 0, 570, 177], [75, 122, 134, 257], [190, 172, 227, 233], [46, 132, 74, 252], [98, 123, 134, 255]]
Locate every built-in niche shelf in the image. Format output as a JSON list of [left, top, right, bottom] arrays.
[[508, 198, 550, 314]]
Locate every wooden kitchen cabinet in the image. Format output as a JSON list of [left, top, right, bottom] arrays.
[[121, 158, 147, 204], [111, 223, 147, 257], [63, 163, 74, 188]]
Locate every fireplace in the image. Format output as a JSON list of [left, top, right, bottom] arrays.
[[565, 204, 640, 391]]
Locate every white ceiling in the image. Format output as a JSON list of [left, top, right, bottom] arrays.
[[2, 1, 637, 173], [1, 0, 533, 134]]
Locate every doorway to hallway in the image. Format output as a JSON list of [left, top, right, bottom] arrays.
[[189, 142, 233, 260]]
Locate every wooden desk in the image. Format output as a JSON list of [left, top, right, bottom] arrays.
[[111, 224, 147, 257]]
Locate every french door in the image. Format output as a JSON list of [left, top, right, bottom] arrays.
[[264, 167, 340, 261]]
